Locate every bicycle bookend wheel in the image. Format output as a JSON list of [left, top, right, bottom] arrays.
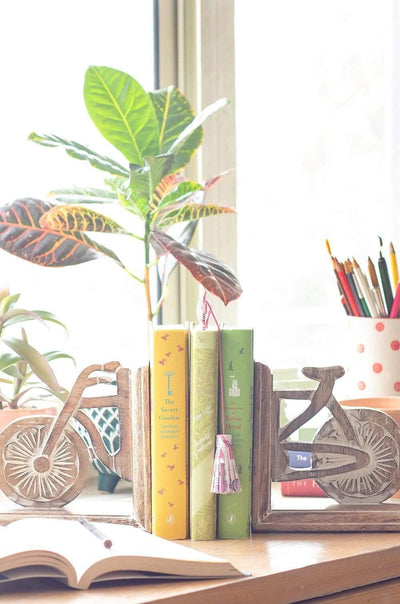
[[312, 407, 400, 503], [0, 415, 91, 507]]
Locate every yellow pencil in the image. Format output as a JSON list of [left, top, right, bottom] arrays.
[[390, 242, 399, 289]]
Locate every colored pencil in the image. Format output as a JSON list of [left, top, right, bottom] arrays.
[[344, 260, 365, 316], [390, 242, 399, 289], [352, 258, 377, 317], [390, 282, 400, 318], [378, 249, 394, 315], [335, 259, 361, 317], [368, 257, 386, 317]]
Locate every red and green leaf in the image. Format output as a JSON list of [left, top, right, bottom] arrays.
[[150, 228, 242, 305], [0, 199, 125, 268], [151, 173, 185, 210]]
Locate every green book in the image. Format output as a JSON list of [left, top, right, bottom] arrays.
[[190, 327, 218, 540], [217, 328, 254, 538]]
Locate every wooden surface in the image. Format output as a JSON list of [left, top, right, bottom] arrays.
[[4, 531, 400, 602]]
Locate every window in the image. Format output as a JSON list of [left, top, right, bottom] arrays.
[[1, 1, 155, 381], [235, 1, 395, 372]]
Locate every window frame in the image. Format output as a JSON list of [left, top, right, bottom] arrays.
[[155, 0, 237, 326]]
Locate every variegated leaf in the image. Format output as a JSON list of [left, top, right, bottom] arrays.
[[156, 170, 231, 284], [40, 204, 129, 235], [150, 86, 203, 172], [126, 155, 175, 217], [0, 199, 125, 267], [150, 228, 242, 305], [152, 173, 185, 209], [154, 180, 204, 212], [156, 202, 236, 229], [28, 132, 129, 177], [50, 187, 119, 204]]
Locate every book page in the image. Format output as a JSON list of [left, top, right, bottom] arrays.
[[0, 518, 243, 588]]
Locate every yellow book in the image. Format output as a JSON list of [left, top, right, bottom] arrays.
[[151, 326, 189, 539]]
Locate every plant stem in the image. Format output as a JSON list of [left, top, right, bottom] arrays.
[[144, 218, 153, 323]]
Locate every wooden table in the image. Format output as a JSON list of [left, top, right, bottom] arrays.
[[3, 531, 400, 603]]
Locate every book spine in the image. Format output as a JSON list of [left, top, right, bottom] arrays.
[[217, 329, 254, 539], [190, 329, 218, 540], [151, 327, 188, 539], [280, 479, 327, 497]]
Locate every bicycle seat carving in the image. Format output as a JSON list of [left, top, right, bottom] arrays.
[[274, 365, 400, 504], [0, 362, 132, 508]]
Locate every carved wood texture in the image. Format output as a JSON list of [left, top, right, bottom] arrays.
[[0, 362, 134, 511], [252, 362, 400, 532]]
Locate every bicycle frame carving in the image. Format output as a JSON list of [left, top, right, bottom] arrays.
[[257, 363, 400, 507], [0, 362, 132, 508]]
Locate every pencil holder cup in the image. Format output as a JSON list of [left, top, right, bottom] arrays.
[[343, 317, 400, 397]]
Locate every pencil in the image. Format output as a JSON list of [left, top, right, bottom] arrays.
[[335, 259, 361, 316], [368, 257, 386, 316], [78, 516, 113, 549], [344, 260, 365, 316], [390, 282, 400, 318], [325, 240, 350, 315], [378, 249, 394, 314], [390, 242, 399, 289], [352, 258, 377, 317]]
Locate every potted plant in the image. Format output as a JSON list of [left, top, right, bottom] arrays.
[[0, 65, 241, 329], [0, 287, 74, 430]]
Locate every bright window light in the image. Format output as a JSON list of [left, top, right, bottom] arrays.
[[0, 1, 155, 382]]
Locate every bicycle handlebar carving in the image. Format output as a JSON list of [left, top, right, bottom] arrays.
[[0, 362, 132, 508]]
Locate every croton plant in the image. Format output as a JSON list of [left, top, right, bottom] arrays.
[[0, 66, 242, 324]]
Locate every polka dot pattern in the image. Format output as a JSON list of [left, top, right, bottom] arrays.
[[348, 318, 400, 396]]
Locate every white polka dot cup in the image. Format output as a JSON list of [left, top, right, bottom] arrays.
[[345, 317, 400, 397]]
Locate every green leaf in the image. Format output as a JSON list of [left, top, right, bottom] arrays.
[[3, 337, 63, 393], [126, 155, 175, 217], [43, 350, 75, 364], [150, 86, 203, 171], [0, 292, 20, 315], [169, 98, 230, 157], [28, 132, 129, 177], [3, 310, 68, 331], [156, 202, 236, 229], [50, 187, 119, 204], [40, 204, 130, 235], [0, 352, 21, 371], [0, 199, 126, 268], [84, 66, 160, 165], [2, 308, 47, 329], [150, 227, 242, 305]]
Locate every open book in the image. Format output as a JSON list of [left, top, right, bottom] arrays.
[[0, 518, 244, 590]]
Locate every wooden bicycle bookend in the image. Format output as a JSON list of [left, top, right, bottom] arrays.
[[0, 361, 133, 509], [252, 362, 400, 532]]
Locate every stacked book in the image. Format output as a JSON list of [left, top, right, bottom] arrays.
[[150, 325, 254, 540]]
